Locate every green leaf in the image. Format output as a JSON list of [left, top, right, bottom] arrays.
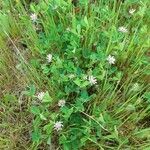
[[31, 131, 41, 142], [74, 100, 85, 112], [143, 92, 150, 102], [61, 106, 74, 121], [44, 123, 53, 134], [74, 78, 89, 88], [80, 90, 90, 102], [40, 114, 47, 120], [30, 4, 36, 12], [77, 24, 81, 34], [126, 104, 135, 111], [84, 16, 89, 27], [42, 91, 53, 103], [3, 94, 17, 104], [74, 78, 81, 86], [81, 81, 89, 88], [31, 106, 40, 115], [30, 59, 40, 68], [47, 137, 51, 145], [114, 126, 119, 139], [98, 113, 105, 124], [135, 128, 150, 139], [41, 64, 50, 74], [23, 84, 36, 97]]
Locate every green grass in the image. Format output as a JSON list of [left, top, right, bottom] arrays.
[[0, 0, 150, 149]]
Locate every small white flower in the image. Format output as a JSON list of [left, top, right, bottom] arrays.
[[58, 99, 66, 107], [107, 55, 116, 65], [118, 26, 128, 33], [68, 74, 75, 79], [30, 13, 37, 22], [129, 9, 136, 14], [37, 92, 45, 100], [93, 42, 97, 46], [54, 121, 63, 131], [47, 54, 52, 63], [66, 27, 71, 31], [88, 75, 97, 85]]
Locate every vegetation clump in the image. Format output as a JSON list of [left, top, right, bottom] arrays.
[[0, 0, 150, 149]]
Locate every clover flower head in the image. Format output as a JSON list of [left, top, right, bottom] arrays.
[[30, 13, 37, 22], [88, 75, 97, 85], [68, 74, 75, 79], [58, 99, 66, 107], [47, 54, 52, 63], [54, 121, 63, 131], [37, 92, 45, 100], [107, 55, 116, 65], [66, 27, 71, 31], [118, 26, 128, 33], [129, 9, 136, 14]]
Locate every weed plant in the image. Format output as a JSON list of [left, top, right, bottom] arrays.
[[0, 0, 150, 149]]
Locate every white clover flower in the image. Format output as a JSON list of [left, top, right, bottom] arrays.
[[68, 74, 75, 79], [54, 121, 63, 131], [66, 27, 71, 31], [58, 99, 66, 107], [118, 26, 128, 33], [47, 54, 52, 63], [107, 55, 116, 65], [93, 42, 97, 46], [37, 92, 45, 100], [129, 9, 136, 14], [30, 13, 37, 22], [88, 75, 97, 85]]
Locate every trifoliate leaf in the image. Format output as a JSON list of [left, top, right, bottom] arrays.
[[31, 131, 41, 142], [31, 106, 40, 115], [74, 78, 89, 88], [61, 106, 74, 121], [42, 91, 52, 103], [40, 114, 47, 120]]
